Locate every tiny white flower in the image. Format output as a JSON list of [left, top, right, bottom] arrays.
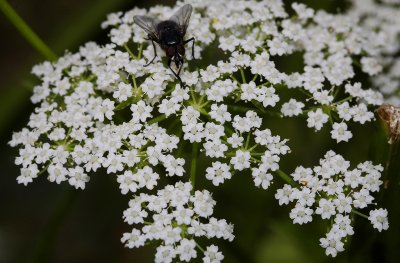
[[319, 232, 344, 257], [368, 208, 389, 232], [230, 150, 251, 171], [331, 122, 353, 143], [121, 229, 146, 248], [155, 245, 176, 263], [307, 108, 329, 131], [289, 204, 313, 225], [68, 166, 90, 190], [203, 245, 224, 263], [209, 104, 231, 124], [331, 214, 354, 237], [113, 82, 132, 102], [131, 100, 153, 123], [177, 238, 197, 262], [206, 162, 232, 186], [361, 57, 382, 76], [275, 184, 295, 205], [17, 164, 39, 186], [315, 198, 336, 219], [281, 99, 305, 117], [353, 188, 374, 209], [47, 163, 68, 184]]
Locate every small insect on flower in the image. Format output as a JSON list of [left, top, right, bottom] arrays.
[[133, 4, 195, 87], [376, 104, 400, 144]]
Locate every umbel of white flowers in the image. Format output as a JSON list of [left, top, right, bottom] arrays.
[[9, 0, 396, 261]]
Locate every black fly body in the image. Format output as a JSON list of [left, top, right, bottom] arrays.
[[133, 4, 195, 87]]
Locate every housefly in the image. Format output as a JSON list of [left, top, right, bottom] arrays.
[[133, 4, 195, 86]]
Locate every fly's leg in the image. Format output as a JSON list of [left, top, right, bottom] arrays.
[[168, 58, 185, 87], [144, 40, 158, 67], [176, 56, 184, 76], [184, 37, 195, 59]]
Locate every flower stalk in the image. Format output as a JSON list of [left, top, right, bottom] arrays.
[[0, 0, 57, 61]]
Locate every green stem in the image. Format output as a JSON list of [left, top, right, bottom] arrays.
[[190, 142, 199, 190], [195, 241, 205, 253], [229, 104, 281, 118], [240, 68, 247, 83], [231, 74, 240, 84], [131, 74, 139, 91], [190, 88, 197, 104], [198, 94, 206, 105], [352, 209, 369, 219], [0, 0, 57, 61], [124, 44, 136, 59], [332, 96, 353, 106], [245, 131, 251, 150], [248, 143, 259, 151], [148, 114, 167, 125], [137, 43, 144, 59], [276, 169, 296, 186]]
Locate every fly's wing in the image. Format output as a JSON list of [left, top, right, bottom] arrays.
[[133, 15, 160, 40], [169, 4, 193, 36]]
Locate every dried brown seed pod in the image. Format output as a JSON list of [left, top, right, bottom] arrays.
[[376, 104, 400, 144]]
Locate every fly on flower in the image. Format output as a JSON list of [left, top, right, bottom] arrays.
[[133, 4, 195, 86]]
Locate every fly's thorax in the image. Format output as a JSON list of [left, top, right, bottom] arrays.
[[157, 20, 183, 46]]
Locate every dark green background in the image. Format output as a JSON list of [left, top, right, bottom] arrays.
[[0, 0, 399, 262]]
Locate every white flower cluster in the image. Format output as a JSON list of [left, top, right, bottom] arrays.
[[275, 151, 388, 257], [349, 0, 400, 106], [121, 182, 233, 263], [9, 0, 395, 260]]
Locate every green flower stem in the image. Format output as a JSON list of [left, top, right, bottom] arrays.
[[332, 84, 341, 99], [195, 241, 205, 253], [137, 43, 144, 58], [352, 209, 369, 219], [229, 104, 282, 118], [251, 156, 261, 163], [190, 142, 199, 190], [190, 88, 197, 104], [250, 152, 264, 156], [229, 105, 260, 113], [231, 74, 240, 83], [297, 87, 312, 98], [0, 0, 57, 61], [332, 96, 353, 105], [275, 169, 296, 186], [197, 94, 206, 105], [323, 106, 334, 125], [240, 68, 247, 83], [124, 44, 136, 59], [245, 131, 251, 149], [148, 114, 167, 125], [131, 74, 139, 95], [38, 162, 52, 176], [256, 82, 271, 88], [248, 143, 259, 151], [62, 127, 72, 143]]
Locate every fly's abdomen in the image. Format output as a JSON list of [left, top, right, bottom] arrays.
[[165, 46, 176, 58]]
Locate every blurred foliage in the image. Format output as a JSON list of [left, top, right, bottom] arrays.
[[0, 0, 399, 263]]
